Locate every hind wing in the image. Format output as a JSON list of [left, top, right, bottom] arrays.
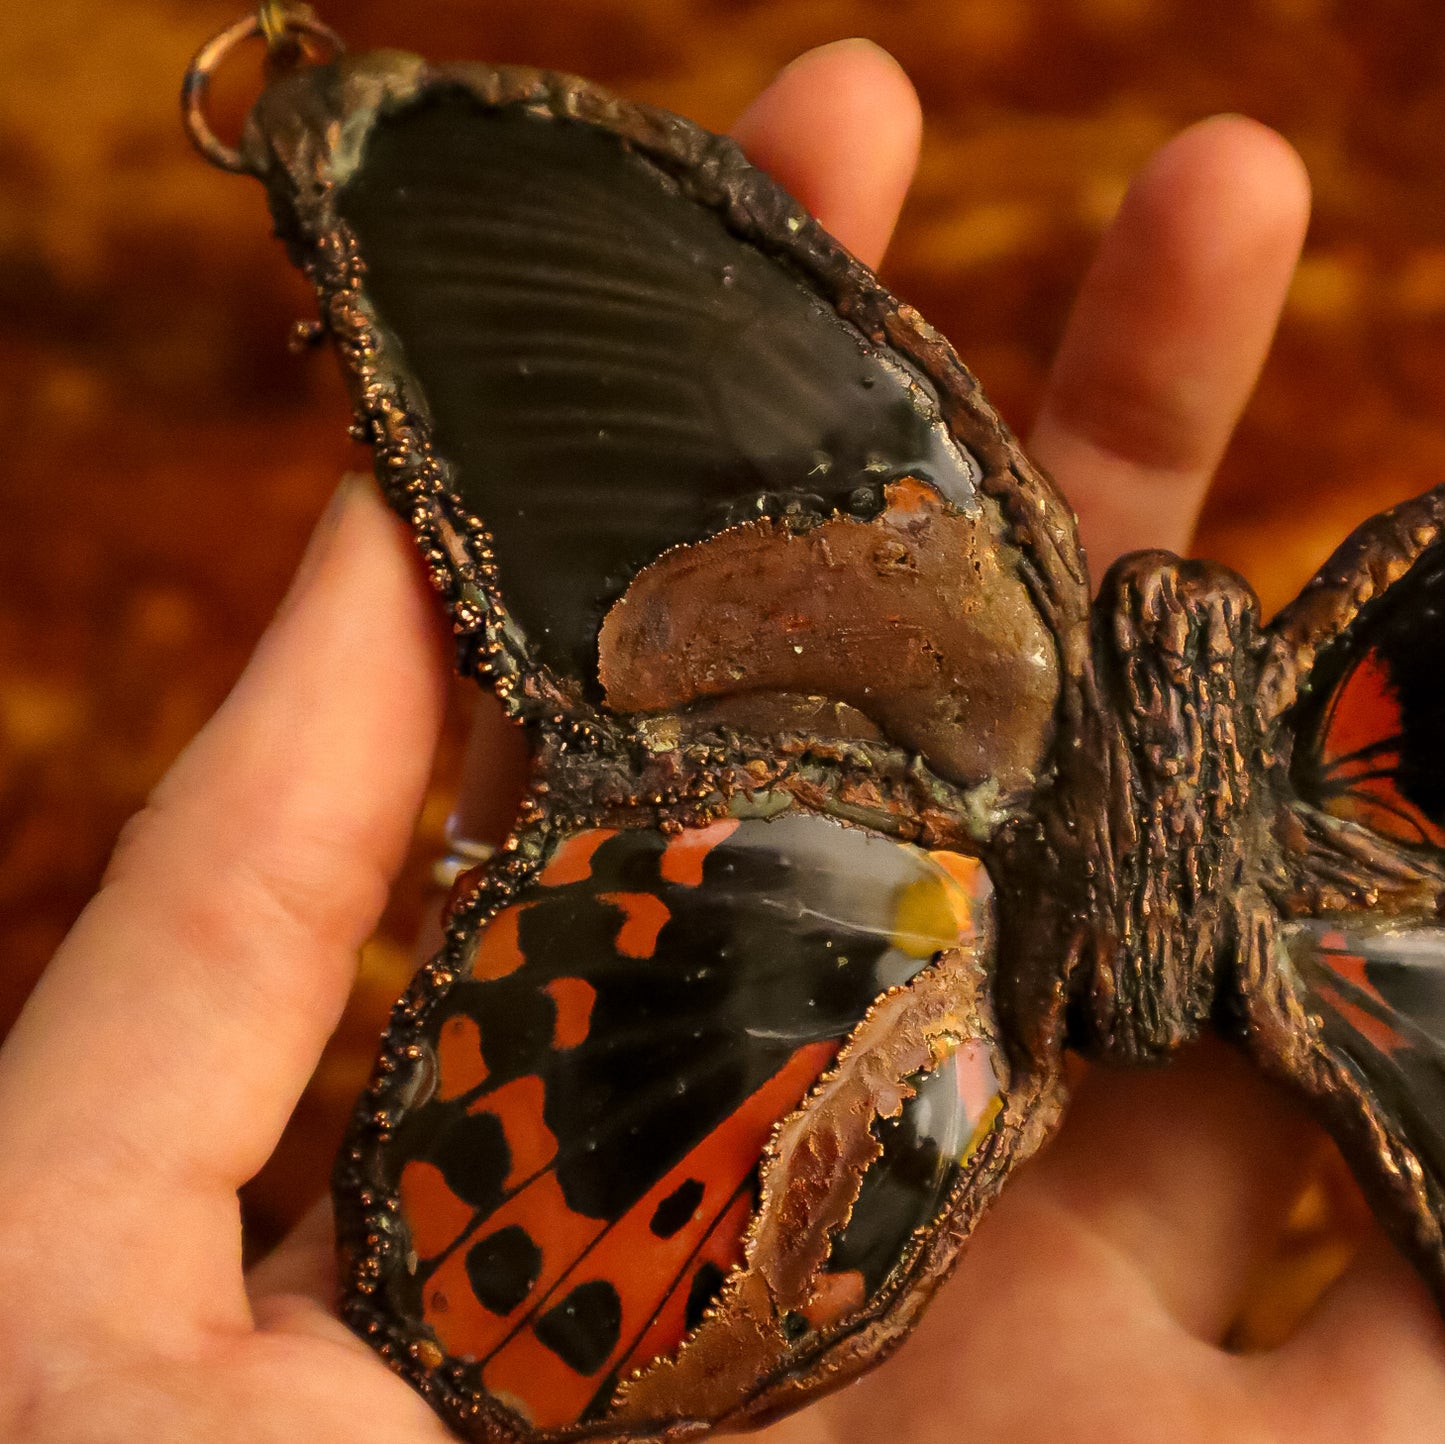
[[336, 815, 1062, 1438]]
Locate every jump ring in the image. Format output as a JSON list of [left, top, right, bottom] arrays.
[[181, 11, 345, 173]]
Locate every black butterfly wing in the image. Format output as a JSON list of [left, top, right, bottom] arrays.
[[336, 97, 979, 690], [1248, 489, 1445, 1304], [243, 53, 1088, 745], [1282, 504, 1445, 857]]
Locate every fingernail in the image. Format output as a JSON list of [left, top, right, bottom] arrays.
[[778, 36, 893, 78]]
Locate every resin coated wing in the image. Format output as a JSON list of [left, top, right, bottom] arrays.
[[237, 50, 1083, 1444], [340, 813, 1060, 1439], [1248, 489, 1445, 1306], [242, 50, 1088, 796], [1287, 533, 1445, 852]]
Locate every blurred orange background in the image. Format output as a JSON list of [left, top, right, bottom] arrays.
[[3, 0, 1440, 1337]]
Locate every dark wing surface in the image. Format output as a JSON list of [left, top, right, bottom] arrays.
[[245, 56, 1084, 786], [1284, 921, 1445, 1182], [334, 91, 981, 689], [1288, 539, 1445, 848]]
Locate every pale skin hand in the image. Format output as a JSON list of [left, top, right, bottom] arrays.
[[1, 41, 1442, 1444]]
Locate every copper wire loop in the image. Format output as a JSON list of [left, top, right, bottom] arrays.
[[182, 7, 345, 173]]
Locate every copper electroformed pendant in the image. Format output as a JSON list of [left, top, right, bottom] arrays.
[[187, 10, 1445, 1442]]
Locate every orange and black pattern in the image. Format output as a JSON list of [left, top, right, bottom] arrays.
[[1294, 543, 1445, 848], [384, 814, 984, 1429]]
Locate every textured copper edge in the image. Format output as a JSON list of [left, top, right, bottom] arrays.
[[333, 770, 1064, 1443], [612, 940, 1064, 1432], [229, 46, 1087, 1444], [1241, 487, 1445, 1311], [1256, 487, 1445, 915], [333, 724, 1021, 1441], [236, 52, 1103, 1086], [1260, 485, 1445, 728], [335, 809, 550, 1444], [597, 481, 1061, 798]]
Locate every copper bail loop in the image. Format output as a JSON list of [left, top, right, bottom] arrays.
[[182, 4, 345, 173]]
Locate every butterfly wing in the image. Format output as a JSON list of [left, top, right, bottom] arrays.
[[337, 813, 1062, 1438], [1248, 490, 1445, 1304], [1284, 921, 1445, 1180], [244, 52, 1088, 758], [334, 98, 980, 692], [1282, 503, 1445, 859]]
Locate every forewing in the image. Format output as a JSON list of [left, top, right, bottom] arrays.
[[1281, 513, 1445, 855], [242, 53, 1089, 724], [336, 98, 979, 688]]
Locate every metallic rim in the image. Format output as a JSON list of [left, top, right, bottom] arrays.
[[181, 10, 345, 173]]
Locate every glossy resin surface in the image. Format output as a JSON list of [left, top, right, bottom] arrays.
[[380, 815, 999, 1429]]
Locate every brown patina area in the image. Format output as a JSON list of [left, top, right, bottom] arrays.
[[599, 479, 1060, 794]]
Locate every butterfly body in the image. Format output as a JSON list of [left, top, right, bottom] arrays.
[[226, 47, 1445, 1443]]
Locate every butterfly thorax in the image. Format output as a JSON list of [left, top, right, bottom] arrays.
[[1061, 551, 1269, 1064]]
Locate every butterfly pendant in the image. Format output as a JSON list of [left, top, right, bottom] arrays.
[[217, 39, 1445, 1444]]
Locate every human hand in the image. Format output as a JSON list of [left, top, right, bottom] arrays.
[[2, 38, 1441, 1444]]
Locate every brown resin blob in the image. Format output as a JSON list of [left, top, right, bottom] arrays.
[[599, 480, 1059, 793]]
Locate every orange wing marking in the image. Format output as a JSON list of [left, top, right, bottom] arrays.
[[615, 1186, 755, 1371], [402, 1077, 560, 1280], [421, 1172, 605, 1363], [599, 892, 671, 959], [659, 819, 740, 887], [927, 849, 986, 897], [1335, 782, 1445, 849], [470, 1075, 558, 1191], [545, 978, 596, 1050], [1317, 653, 1445, 847], [538, 830, 619, 886], [473, 904, 529, 981], [480, 1040, 838, 1429], [1322, 653, 1402, 770], [400, 1159, 478, 1262], [436, 1014, 489, 1101], [1317, 941, 1408, 1057]]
